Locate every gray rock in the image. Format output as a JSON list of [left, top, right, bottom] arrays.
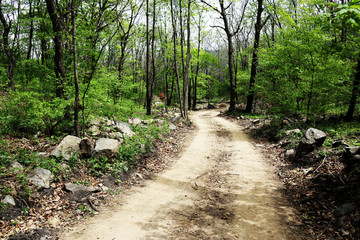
[[27, 167, 54, 188], [108, 132, 123, 141], [115, 121, 135, 137], [51, 135, 81, 161], [93, 138, 120, 159], [303, 128, 327, 146], [286, 129, 301, 135], [90, 118, 101, 126], [345, 147, 360, 155], [64, 183, 99, 193], [168, 114, 182, 123], [168, 122, 177, 130], [79, 138, 94, 158], [295, 128, 326, 160], [285, 149, 296, 158], [128, 117, 142, 125], [1, 195, 16, 207], [89, 125, 101, 136], [332, 140, 350, 148], [252, 119, 260, 124], [335, 203, 355, 217], [10, 161, 23, 174]]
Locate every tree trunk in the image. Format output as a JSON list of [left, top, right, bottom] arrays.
[[72, 0, 80, 137], [345, 52, 360, 121], [45, 0, 66, 98], [0, 1, 16, 91], [170, 0, 184, 117], [245, 0, 264, 113], [145, 0, 151, 115]]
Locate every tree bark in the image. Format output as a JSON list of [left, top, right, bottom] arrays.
[[170, 0, 184, 117], [345, 52, 360, 121], [245, 0, 265, 113], [0, 1, 16, 91], [45, 0, 66, 98], [71, 0, 80, 137], [145, 0, 151, 115]]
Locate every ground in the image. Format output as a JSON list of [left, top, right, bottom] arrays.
[[60, 108, 302, 240]]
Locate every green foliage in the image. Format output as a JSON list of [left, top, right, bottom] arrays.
[[0, 91, 72, 136], [255, 6, 352, 117]]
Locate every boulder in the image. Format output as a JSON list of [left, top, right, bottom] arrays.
[[128, 117, 142, 125], [10, 161, 23, 174], [295, 128, 326, 160], [285, 149, 296, 159], [1, 195, 16, 207], [89, 125, 101, 136], [332, 140, 350, 148], [285, 129, 301, 135], [79, 138, 94, 158], [108, 132, 123, 142], [27, 167, 54, 188], [168, 113, 182, 123], [51, 135, 81, 161], [93, 138, 120, 159], [115, 121, 135, 137], [168, 122, 177, 130], [64, 183, 99, 193]]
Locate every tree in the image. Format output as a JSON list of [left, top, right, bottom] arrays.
[[244, 0, 268, 113], [201, 0, 248, 111], [0, 0, 16, 90]]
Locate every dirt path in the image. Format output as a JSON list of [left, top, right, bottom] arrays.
[[61, 109, 300, 240]]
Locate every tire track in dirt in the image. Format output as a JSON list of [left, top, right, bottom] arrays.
[[61, 109, 301, 240]]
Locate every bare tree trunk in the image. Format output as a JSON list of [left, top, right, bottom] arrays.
[[145, 0, 151, 115], [170, 0, 184, 117], [245, 0, 265, 113], [345, 52, 360, 121], [71, 0, 80, 137], [0, 1, 16, 91], [45, 0, 67, 98]]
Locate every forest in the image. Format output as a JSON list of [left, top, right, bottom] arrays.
[[1, 0, 360, 239], [0, 0, 359, 137]]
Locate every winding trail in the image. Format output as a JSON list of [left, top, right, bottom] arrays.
[[61, 109, 299, 240]]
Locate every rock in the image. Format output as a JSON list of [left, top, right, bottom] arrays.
[[27, 167, 54, 188], [79, 138, 94, 158], [285, 149, 296, 158], [90, 118, 101, 126], [108, 132, 123, 141], [252, 119, 260, 124], [36, 152, 49, 158], [51, 135, 81, 161], [168, 114, 182, 123], [64, 183, 99, 193], [93, 138, 120, 159], [1, 195, 16, 207], [128, 117, 142, 125], [285, 129, 301, 135], [115, 121, 135, 137], [303, 128, 327, 146], [168, 122, 177, 130], [345, 146, 360, 155], [89, 125, 101, 136], [295, 128, 326, 160], [332, 140, 350, 148], [47, 216, 61, 228], [255, 144, 264, 147], [10, 161, 23, 174], [335, 203, 355, 217]]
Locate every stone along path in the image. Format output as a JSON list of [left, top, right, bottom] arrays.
[[61, 109, 300, 240]]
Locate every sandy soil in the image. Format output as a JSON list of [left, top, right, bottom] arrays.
[[60, 109, 301, 240]]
